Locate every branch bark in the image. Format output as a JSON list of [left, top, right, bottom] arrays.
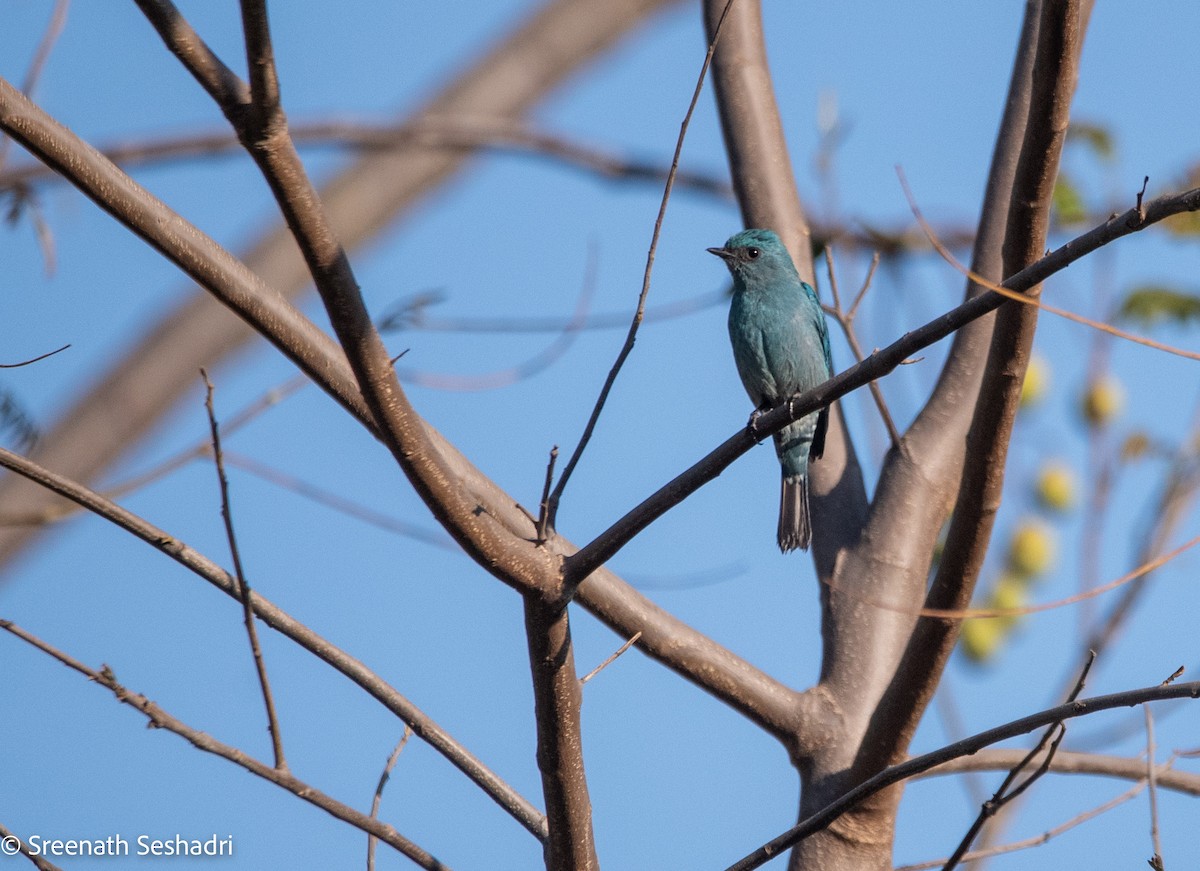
[[0, 64, 815, 751], [923, 749, 1200, 797], [858, 0, 1085, 782], [524, 599, 598, 869], [703, 0, 870, 583], [0, 619, 450, 871], [0, 444, 550, 842], [136, 0, 561, 596], [0, 0, 684, 572], [727, 680, 1200, 871]]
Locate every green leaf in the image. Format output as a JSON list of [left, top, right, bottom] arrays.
[[1118, 285, 1200, 326], [1052, 174, 1088, 226]]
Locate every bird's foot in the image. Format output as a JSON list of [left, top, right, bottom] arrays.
[[747, 406, 770, 439]]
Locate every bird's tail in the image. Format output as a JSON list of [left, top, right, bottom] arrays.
[[778, 475, 811, 552]]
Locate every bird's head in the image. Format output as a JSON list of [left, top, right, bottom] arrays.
[[707, 228, 799, 287]]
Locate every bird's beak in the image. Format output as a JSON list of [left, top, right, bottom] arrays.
[[707, 246, 734, 262]]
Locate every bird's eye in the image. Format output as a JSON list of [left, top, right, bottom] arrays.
[[746, 247, 761, 259]]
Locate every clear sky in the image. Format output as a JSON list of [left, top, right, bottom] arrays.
[[3, 2, 1199, 869]]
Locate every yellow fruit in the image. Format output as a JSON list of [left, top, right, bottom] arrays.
[[1081, 375, 1124, 428], [1007, 520, 1055, 579], [961, 617, 1004, 662], [1036, 462, 1076, 512], [961, 575, 1028, 662], [1020, 355, 1049, 407], [990, 573, 1028, 625]]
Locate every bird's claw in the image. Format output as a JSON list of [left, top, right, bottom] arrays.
[[747, 407, 769, 439]]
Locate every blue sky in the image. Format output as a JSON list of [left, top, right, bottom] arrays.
[[3, 2, 1199, 869]]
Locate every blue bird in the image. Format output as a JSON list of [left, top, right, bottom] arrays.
[[709, 229, 832, 552]]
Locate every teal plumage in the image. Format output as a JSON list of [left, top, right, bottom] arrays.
[[709, 229, 832, 552]]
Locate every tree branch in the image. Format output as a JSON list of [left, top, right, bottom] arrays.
[[137, 2, 560, 596], [0, 50, 813, 751], [0, 619, 449, 870], [0, 821, 63, 871], [524, 599, 598, 869], [563, 185, 1200, 585], [0, 0, 685, 572], [703, 0, 869, 588], [201, 371, 287, 772], [0, 445, 549, 842], [857, 0, 1086, 780], [726, 680, 1200, 871], [547, 0, 733, 538], [921, 748, 1200, 795]]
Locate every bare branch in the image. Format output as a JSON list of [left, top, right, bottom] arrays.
[[0, 445, 549, 842], [238, 0, 281, 117], [0, 344, 69, 369], [0, 0, 68, 174], [726, 679, 1200, 871], [0, 820, 64, 871], [923, 749, 1200, 796], [0, 0, 685, 573], [222, 452, 455, 551], [941, 652, 1093, 870], [0, 620, 449, 870], [133, 0, 248, 107], [546, 0, 734, 538], [142, 2, 559, 596], [898, 780, 1146, 871], [579, 630, 642, 686], [860, 0, 1088, 783], [368, 726, 413, 871], [523, 599, 597, 869], [201, 371, 287, 772], [563, 185, 1200, 584], [1145, 707, 1164, 867], [823, 249, 899, 449]]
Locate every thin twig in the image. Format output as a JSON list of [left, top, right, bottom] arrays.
[[847, 252, 880, 323], [545, 0, 737, 536], [941, 652, 1093, 870], [0, 344, 70, 368], [562, 184, 1200, 585], [0, 619, 449, 870], [726, 679, 1200, 871], [536, 446, 559, 545], [380, 287, 727, 335], [0, 374, 306, 529], [1145, 706, 1163, 868], [902, 169, 1200, 362], [898, 779, 1148, 871], [368, 726, 413, 871], [201, 370, 287, 772], [824, 248, 899, 449], [0, 444, 548, 842], [579, 630, 642, 686]]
